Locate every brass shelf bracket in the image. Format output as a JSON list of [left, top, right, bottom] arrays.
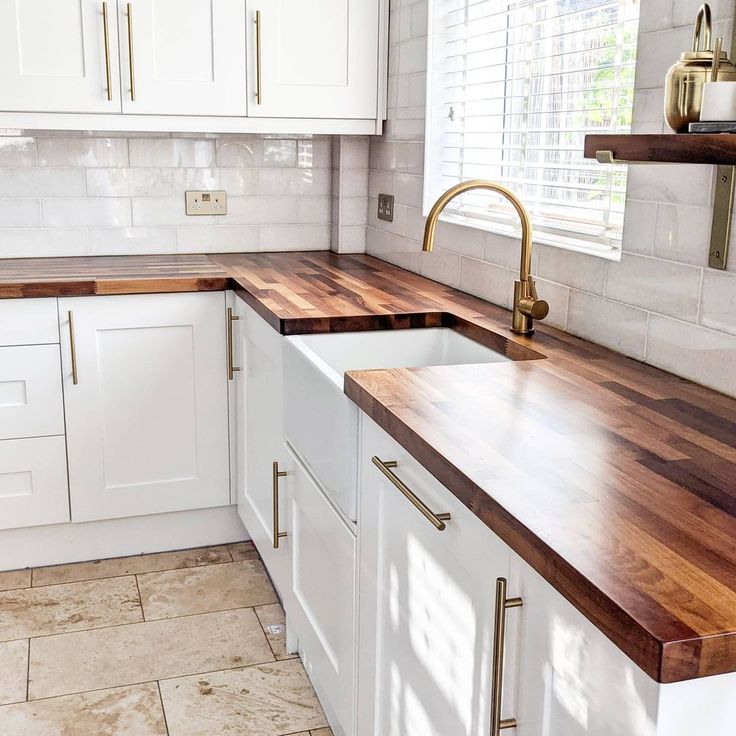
[[594, 149, 731, 270], [709, 164, 734, 269]]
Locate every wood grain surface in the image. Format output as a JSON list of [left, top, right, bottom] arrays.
[[2, 250, 735, 683]]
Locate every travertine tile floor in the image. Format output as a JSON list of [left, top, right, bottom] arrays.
[[0, 542, 333, 736]]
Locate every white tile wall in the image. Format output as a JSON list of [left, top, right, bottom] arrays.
[[366, 0, 736, 397], [0, 133, 333, 257]]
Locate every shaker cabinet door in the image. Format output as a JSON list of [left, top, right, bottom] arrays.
[[119, 0, 247, 115], [0, 0, 122, 113], [358, 417, 513, 736], [234, 299, 293, 603], [60, 292, 230, 522], [246, 0, 380, 119]]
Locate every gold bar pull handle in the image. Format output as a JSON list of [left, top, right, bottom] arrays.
[[126, 3, 136, 101], [272, 461, 287, 549], [67, 311, 79, 386], [255, 10, 262, 104], [371, 457, 451, 531], [226, 307, 240, 381], [102, 2, 112, 101], [491, 577, 522, 735]]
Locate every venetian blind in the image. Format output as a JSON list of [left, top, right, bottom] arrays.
[[424, 0, 639, 255]]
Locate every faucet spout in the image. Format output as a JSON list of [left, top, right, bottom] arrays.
[[422, 180, 548, 335]]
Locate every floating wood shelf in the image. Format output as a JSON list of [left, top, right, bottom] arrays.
[[584, 133, 736, 165]]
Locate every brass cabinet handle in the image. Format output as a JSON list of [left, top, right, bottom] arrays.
[[67, 311, 79, 386], [372, 456, 451, 531], [254, 10, 262, 104], [226, 307, 240, 381], [272, 461, 287, 549], [102, 2, 112, 101], [491, 578, 522, 734], [126, 3, 136, 101]]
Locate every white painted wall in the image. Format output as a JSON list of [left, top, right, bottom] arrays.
[[366, 0, 736, 398], [0, 132, 333, 257]]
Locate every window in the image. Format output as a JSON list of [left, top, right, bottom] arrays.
[[424, 0, 639, 257]]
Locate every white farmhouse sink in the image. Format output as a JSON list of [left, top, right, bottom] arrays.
[[283, 328, 511, 522]]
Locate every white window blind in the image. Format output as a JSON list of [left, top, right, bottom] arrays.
[[424, 0, 639, 256]]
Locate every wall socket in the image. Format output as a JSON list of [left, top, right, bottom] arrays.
[[377, 193, 394, 222], [185, 190, 227, 216]]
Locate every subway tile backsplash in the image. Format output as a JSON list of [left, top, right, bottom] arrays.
[[0, 133, 333, 258], [367, 0, 736, 398]]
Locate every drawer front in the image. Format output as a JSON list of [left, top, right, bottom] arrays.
[[288, 447, 356, 735], [0, 436, 69, 529], [0, 345, 65, 441], [0, 299, 59, 346]]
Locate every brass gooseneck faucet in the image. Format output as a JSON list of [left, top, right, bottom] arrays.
[[422, 180, 549, 335]]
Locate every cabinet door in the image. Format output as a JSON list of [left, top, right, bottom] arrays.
[[120, 0, 246, 115], [358, 417, 512, 736], [234, 299, 293, 602], [509, 553, 661, 736], [0, 0, 121, 113], [289, 447, 355, 735], [247, 0, 379, 119], [60, 292, 230, 522]]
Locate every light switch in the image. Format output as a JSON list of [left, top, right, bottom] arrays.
[[185, 190, 227, 216]]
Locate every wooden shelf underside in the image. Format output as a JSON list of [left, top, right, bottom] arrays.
[[584, 133, 736, 165]]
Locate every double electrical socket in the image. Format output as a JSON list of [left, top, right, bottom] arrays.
[[377, 193, 394, 222], [185, 190, 227, 216]]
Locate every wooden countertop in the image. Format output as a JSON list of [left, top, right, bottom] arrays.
[[2, 251, 736, 684]]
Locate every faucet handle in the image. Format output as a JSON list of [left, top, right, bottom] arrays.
[[516, 278, 549, 321]]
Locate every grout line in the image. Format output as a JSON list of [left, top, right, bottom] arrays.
[[253, 604, 279, 661], [24, 638, 30, 702], [134, 574, 145, 622], [157, 681, 170, 736]]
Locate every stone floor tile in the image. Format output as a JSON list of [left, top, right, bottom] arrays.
[[29, 608, 273, 700], [137, 560, 277, 620], [0, 640, 28, 705], [0, 577, 142, 642], [160, 658, 328, 736], [228, 541, 260, 561], [310, 729, 334, 736], [0, 683, 167, 735], [254, 603, 294, 660], [32, 545, 233, 587], [0, 569, 31, 592]]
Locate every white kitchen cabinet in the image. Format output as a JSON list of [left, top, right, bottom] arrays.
[[0, 436, 70, 530], [0, 0, 121, 113], [0, 345, 65, 441], [246, 0, 381, 119], [233, 299, 293, 603], [60, 291, 230, 522], [288, 446, 356, 736], [357, 417, 513, 736], [119, 0, 247, 116]]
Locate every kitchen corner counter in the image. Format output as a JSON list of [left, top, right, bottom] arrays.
[[2, 250, 736, 684]]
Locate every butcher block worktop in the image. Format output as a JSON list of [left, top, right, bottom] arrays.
[[2, 251, 736, 684]]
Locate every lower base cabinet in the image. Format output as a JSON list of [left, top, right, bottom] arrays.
[[357, 417, 512, 736], [288, 445, 356, 736], [60, 292, 230, 522]]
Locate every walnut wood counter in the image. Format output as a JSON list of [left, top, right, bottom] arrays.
[[2, 250, 736, 684]]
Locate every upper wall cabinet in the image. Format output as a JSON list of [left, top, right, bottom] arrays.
[[0, 0, 121, 113], [120, 0, 247, 116], [247, 0, 380, 120], [0, 0, 387, 133]]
